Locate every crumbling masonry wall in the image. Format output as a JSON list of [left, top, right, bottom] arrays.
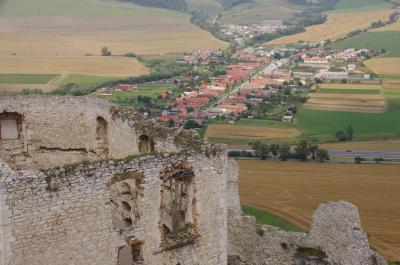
[[0, 96, 196, 170], [226, 160, 388, 265], [0, 150, 228, 265]]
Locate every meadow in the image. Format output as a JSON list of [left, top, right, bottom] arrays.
[[0, 74, 57, 84], [220, 0, 305, 24], [297, 108, 400, 141], [331, 31, 400, 57], [269, 9, 394, 45], [238, 160, 400, 261], [241, 205, 304, 232], [333, 0, 393, 11]]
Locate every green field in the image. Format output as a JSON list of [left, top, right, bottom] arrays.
[[297, 108, 400, 141], [317, 88, 381, 94], [0, 0, 183, 17], [220, 0, 305, 24], [242, 205, 304, 232], [0, 74, 57, 84], [331, 32, 400, 58], [61, 75, 122, 87], [333, 0, 393, 11]]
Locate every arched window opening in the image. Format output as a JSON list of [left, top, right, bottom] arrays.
[[95, 116, 109, 158], [108, 171, 144, 230], [0, 112, 22, 140], [160, 166, 197, 250], [138, 135, 155, 154]]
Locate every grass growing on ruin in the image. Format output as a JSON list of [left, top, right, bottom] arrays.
[[241, 205, 305, 232]]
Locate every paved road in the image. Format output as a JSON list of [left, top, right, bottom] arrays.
[[206, 60, 276, 111], [328, 150, 400, 160], [227, 149, 400, 160]]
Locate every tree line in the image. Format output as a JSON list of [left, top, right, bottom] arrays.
[[229, 140, 330, 163], [119, 0, 187, 10]]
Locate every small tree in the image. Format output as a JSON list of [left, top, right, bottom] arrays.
[[252, 141, 270, 160], [296, 140, 310, 162], [317, 149, 330, 163], [279, 144, 291, 161], [270, 144, 279, 158], [335, 130, 347, 142], [184, 119, 199, 129], [167, 119, 175, 128], [101, 47, 111, 56], [346, 125, 354, 141]]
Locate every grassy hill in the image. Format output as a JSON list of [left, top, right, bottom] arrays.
[[334, 0, 393, 11], [331, 31, 400, 57]]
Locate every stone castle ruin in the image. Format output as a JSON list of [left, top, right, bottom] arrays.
[[0, 96, 388, 265]]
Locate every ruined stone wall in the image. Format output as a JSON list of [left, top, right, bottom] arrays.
[[0, 96, 196, 170], [226, 160, 388, 265], [0, 148, 228, 265]]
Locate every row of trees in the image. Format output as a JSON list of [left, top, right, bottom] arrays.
[[247, 140, 330, 162]]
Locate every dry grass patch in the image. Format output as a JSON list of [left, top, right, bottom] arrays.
[[310, 93, 383, 100], [0, 55, 148, 77], [320, 140, 400, 151], [305, 91, 386, 113], [0, 16, 227, 56], [307, 98, 384, 107], [304, 103, 386, 113], [206, 124, 300, 140], [238, 160, 400, 261], [269, 9, 393, 45], [319, 83, 381, 90], [365, 57, 400, 76]]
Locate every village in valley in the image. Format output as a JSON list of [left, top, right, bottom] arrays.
[[96, 43, 381, 130]]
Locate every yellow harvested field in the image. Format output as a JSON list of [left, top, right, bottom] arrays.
[[365, 57, 400, 76], [305, 92, 386, 113], [0, 16, 226, 77], [304, 103, 386, 113], [0, 17, 227, 56], [320, 140, 400, 152], [238, 160, 400, 261], [0, 55, 149, 77], [206, 124, 300, 140], [310, 93, 383, 100], [269, 10, 393, 45], [319, 83, 381, 90], [307, 98, 384, 107]]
